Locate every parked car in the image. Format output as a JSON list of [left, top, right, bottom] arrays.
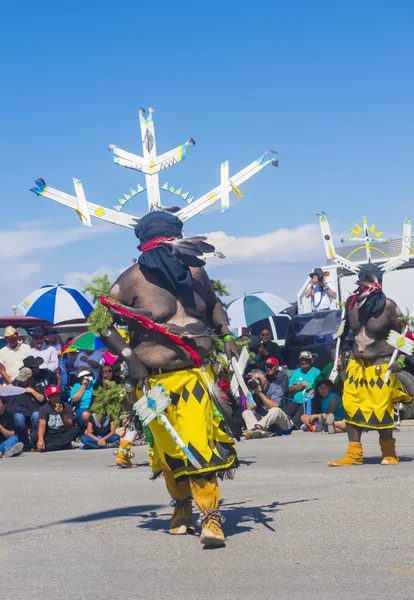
[[282, 310, 352, 370]]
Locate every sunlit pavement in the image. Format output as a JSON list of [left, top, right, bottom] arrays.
[[3, 427, 414, 600]]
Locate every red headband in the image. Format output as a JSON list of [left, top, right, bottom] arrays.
[[138, 237, 176, 252]]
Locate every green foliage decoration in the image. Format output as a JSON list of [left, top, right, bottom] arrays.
[[84, 275, 118, 337], [91, 381, 126, 427], [211, 279, 230, 298]]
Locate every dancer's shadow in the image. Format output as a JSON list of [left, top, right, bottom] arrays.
[[0, 504, 163, 538], [221, 497, 315, 535], [363, 455, 414, 464], [237, 457, 257, 466], [137, 498, 316, 537]]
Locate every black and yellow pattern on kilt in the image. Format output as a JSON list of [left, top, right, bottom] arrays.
[[343, 359, 411, 429], [142, 367, 238, 479]]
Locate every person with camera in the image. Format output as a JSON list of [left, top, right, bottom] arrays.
[[70, 368, 97, 431], [36, 386, 80, 452], [305, 268, 337, 312], [242, 369, 293, 439]]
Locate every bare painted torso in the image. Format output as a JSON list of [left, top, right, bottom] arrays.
[[347, 297, 401, 362], [112, 264, 214, 369]]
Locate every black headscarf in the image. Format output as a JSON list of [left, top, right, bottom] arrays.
[[135, 212, 194, 305], [354, 263, 386, 317]]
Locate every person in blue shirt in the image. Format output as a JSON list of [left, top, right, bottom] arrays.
[[70, 368, 97, 432], [284, 350, 321, 429], [301, 379, 346, 433]]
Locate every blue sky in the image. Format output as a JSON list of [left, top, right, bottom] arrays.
[[1, 0, 413, 314]]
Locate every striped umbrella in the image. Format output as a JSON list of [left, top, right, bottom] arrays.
[[18, 284, 94, 324], [226, 292, 291, 328], [62, 331, 105, 353]]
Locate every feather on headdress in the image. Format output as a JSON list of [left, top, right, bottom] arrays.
[[135, 212, 223, 306]]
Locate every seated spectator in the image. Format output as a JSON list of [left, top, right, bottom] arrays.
[[70, 369, 97, 430], [74, 349, 102, 380], [265, 357, 289, 396], [0, 362, 12, 386], [22, 355, 58, 388], [284, 351, 321, 429], [46, 330, 68, 388], [80, 412, 120, 449], [301, 379, 345, 433], [314, 349, 350, 396], [0, 326, 30, 381], [62, 343, 78, 387], [242, 369, 293, 439], [102, 350, 122, 371], [257, 326, 283, 366], [36, 386, 80, 452], [98, 363, 121, 389], [28, 326, 59, 374], [0, 396, 24, 458], [237, 327, 260, 352], [10, 367, 46, 448]]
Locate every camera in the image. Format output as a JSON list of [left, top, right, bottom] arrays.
[[248, 378, 261, 390]]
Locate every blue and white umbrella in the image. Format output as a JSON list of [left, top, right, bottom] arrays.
[[18, 284, 94, 324], [226, 292, 291, 329]]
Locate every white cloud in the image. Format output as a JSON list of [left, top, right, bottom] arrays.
[[204, 223, 322, 264], [64, 265, 129, 295], [0, 223, 111, 260]]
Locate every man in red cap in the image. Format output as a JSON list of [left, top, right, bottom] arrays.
[[36, 386, 80, 452], [265, 357, 289, 396]]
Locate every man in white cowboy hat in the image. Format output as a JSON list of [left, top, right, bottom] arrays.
[[0, 326, 30, 381]]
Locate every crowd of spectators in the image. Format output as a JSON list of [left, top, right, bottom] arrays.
[[0, 320, 349, 459], [231, 325, 347, 440], [0, 324, 127, 458]]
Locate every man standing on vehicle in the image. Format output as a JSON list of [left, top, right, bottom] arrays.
[[305, 268, 337, 312]]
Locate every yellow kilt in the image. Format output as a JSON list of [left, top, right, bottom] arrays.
[[343, 359, 411, 429], [141, 367, 237, 479]]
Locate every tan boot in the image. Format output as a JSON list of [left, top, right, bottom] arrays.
[[190, 476, 225, 547], [328, 442, 363, 467], [115, 439, 135, 468], [380, 438, 399, 465], [163, 471, 195, 535], [198, 510, 226, 547]]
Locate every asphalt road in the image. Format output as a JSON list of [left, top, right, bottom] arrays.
[[3, 428, 414, 600]]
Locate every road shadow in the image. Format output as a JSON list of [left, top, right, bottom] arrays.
[[363, 455, 414, 464], [137, 497, 316, 537], [0, 504, 163, 538], [237, 457, 257, 466]]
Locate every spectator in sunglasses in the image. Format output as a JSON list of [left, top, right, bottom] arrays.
[[264, 358, 289, 396], [98, 364, 121, 389], [257, 326, 282, 365]]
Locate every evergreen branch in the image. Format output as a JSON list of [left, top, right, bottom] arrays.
[[91, 381, 126, 427]]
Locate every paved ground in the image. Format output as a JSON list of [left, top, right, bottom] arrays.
[[3, 428, 414, 600]]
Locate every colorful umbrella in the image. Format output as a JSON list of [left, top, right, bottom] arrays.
[[226, 292, 291, 328], [62, 331, 105, 353], [18, 284, 94, 324]]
